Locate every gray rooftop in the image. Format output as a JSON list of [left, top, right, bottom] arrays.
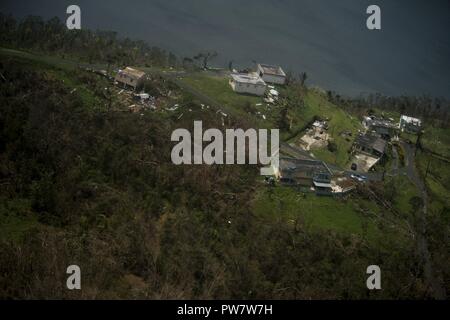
[[355, 134, 386, 154], [364, 116, 398, 129], [258, 64, 286, 77], [230, 73, 266, 85], [280, 157, 332, 175]]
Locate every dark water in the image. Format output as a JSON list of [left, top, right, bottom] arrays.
[[1, 0, 449, 97]]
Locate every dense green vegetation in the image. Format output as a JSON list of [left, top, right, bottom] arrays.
[[0, 49, 439, 299], [414, 127, 450, 291], [0, 14, 448, 300], [0, 13, 178, 68]]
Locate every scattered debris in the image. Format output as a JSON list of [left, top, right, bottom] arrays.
[[298, 120, 330, 150], [166, 105, 179, 112], [331, 176, 356, 194], [136, 93, 150, 100]]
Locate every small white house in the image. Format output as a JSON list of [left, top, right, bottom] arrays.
[[257, 63, 286, 85], [229, 73, 266, 96], [400, 115, 422, 133]]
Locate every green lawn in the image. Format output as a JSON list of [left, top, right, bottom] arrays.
[[416, 151, 450, 209], [415, 124, 450, 210], [252, 185, 383, 240], [251, 182, 415, 247], [421, 126, 450, 157], [287, 91, 362, 167], [181, 72, 263, 115], [387, 175, 420, 214]]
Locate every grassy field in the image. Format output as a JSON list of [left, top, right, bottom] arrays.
[[416, 151, 450, 210], [293, 92, 362, 167], [421, 126, 450, 157], [252, 186, 373, 235], [414, 124, 450, 211], [388, 175, 420, 214], [179, 72, 274, 131], [181, 72, 263, 111], [251, 184, 413, 245]]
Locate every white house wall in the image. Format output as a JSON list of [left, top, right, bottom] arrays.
[[231, 81, 266, 96], [261, 74, 285, 85]]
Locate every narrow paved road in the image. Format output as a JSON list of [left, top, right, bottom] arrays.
[[391, 143, 400, 173], [401, 141, 446, 299]]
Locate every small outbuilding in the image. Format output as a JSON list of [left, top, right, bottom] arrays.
[[400, 115, 422, 133], [353, 133, 386, 158], [276, 157, 333, 195], [257, 63, 286, 85], [362, 116, 399, 140], [115, 67, 146, 90], [229, 73, 267, 96]]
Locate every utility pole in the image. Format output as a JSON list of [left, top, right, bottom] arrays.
[[106, 57, 113, 110], [425, 155, 432, 180]]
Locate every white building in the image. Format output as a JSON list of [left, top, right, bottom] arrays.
[[229, 73, 266, 96], [257, 63, 286, 85], [400, 115, 422, 133]]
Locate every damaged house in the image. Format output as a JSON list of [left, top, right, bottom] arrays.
[[115, 67, 146, 90], [400, 115, 422, 133], [229, 73, 267, 96], [257, 63, 287, 85], [353, 133, 386, 158], [275, 157, 333, 195], [362, 116, 399, 140], [350, 133, 386, 172]]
